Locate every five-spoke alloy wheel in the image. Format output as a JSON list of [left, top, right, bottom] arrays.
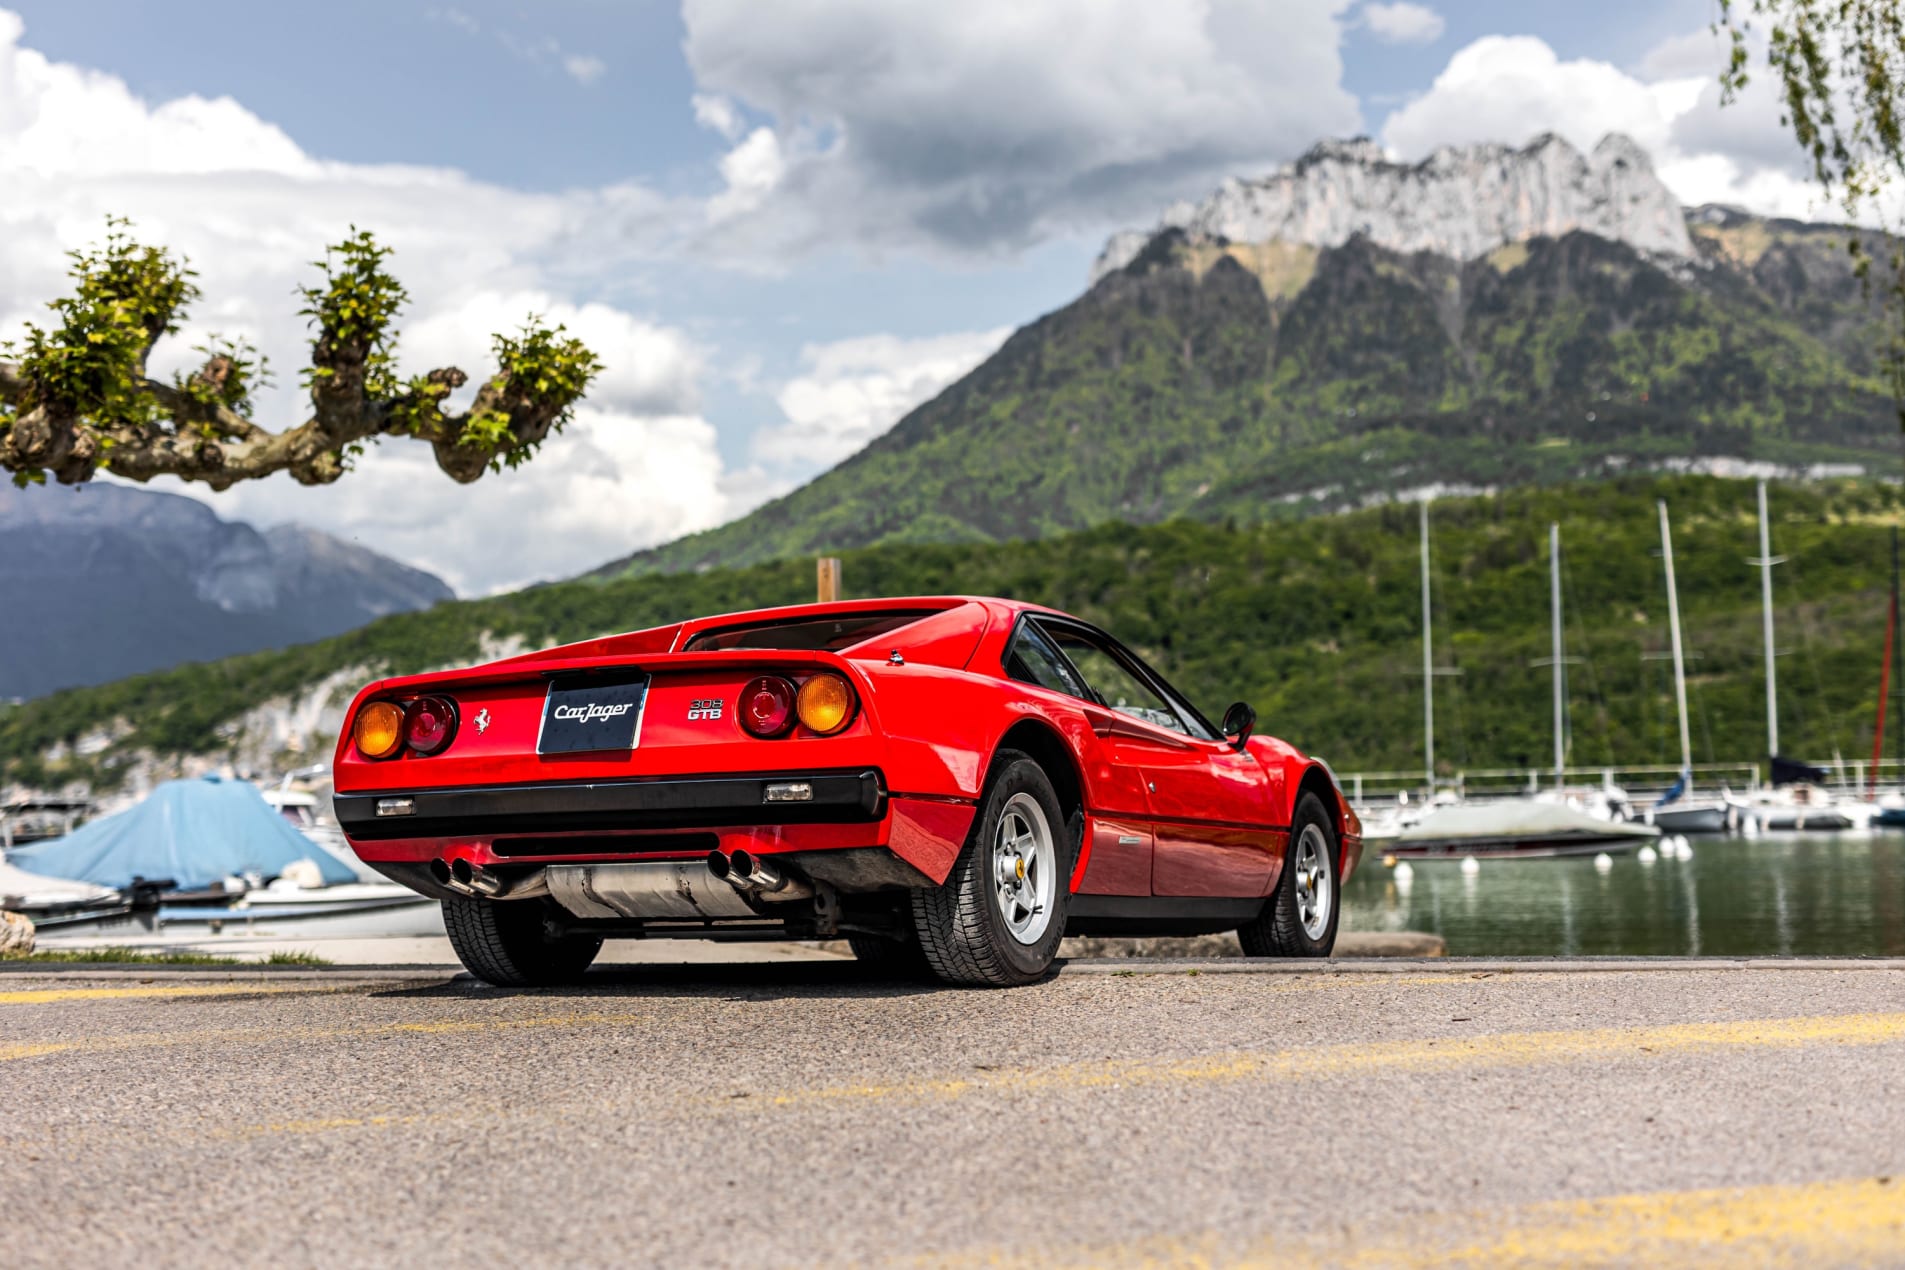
[[991, 792, 1058, 945]]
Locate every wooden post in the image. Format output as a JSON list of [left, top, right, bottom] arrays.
[[816, 557, 842, 603]]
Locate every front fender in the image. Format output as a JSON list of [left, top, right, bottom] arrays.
[[1249, 737, 1363, 884]]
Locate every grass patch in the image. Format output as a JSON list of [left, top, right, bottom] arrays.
[[263, 950, 332, 966], [3, 946, 239, 965]]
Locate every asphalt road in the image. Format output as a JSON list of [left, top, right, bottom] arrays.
[[5, 958, 1905, 1267]]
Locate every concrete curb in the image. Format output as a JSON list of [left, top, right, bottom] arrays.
[[1058, 956, 1905, 975], [5, 955, 1905, 983]]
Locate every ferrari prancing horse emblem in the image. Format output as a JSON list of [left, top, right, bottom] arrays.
[[474, 708, 492, 734]]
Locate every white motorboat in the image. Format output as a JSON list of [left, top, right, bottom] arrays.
[[0, 858, 159, 930], [1389, 801, 1659, 859], [1738, 782, 1856, 832]]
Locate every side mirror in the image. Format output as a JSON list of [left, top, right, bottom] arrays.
[[1221, 701, 1256, 751]]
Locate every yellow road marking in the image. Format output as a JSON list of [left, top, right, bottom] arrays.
[[241, 1113, 431, 1138], [0, 971, 1477, 1066], [927, 1175, 1905, 1269], [754, 1010, 1905, 1111], [0, 1010, 652, 1064], [0, 984, 303, 1006]]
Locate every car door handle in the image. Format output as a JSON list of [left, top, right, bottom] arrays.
[[1083, 707, 1195, 749]]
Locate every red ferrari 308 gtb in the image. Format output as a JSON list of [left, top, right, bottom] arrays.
[[333, 597, 1362, 987]]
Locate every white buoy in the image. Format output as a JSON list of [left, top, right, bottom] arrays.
[[1394, 860, 1414, 895], [1594, 852, 1614, 872], [1638, 845, 1658, 864], [1459, 856, 1480, 875]]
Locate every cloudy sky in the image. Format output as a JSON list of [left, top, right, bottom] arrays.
[[0, 0, 1836, 593]]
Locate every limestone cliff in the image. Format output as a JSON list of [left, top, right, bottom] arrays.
[[1090, 133, 1692, 284]]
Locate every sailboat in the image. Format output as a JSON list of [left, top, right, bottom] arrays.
[[1867, 526, 1905, 828], [1357, 502, 1453, 844], [1740, 480, 1856, 831], [1532, 523, 1633, 822], [1643, 500, 1735, 834], [1384, 522, 1657, 859]]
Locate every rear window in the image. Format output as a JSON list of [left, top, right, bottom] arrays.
[[683, 610, 934, 653]]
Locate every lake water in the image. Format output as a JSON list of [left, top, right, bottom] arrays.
[[1342, 831, 1905, 957]]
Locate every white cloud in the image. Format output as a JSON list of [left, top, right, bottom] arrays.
[[1360, 2, 1444, 45], [563, 55, 607, 87], [1382, 36, 1697, 160], [683, 0, 1362, 255], [691, 92, 745, 141], [428, 7, 609, 92], [710, 127, 785, 219], [1379, 31, 1849, 223], [755, 328, 1012, 469], [0, 9, 733, 594]]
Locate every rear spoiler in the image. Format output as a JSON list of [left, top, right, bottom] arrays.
[[360, 648, 874, 695]]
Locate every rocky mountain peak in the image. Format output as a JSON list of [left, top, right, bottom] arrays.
[[0, 482, 454, 698], [1090, 132, 1693, 285]]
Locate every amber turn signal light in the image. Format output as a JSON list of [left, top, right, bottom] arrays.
[[353, 700, 405, 759], [796, 672, 856, 735]]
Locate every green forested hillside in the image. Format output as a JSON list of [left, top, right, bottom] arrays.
[[8, 476, 1904, 790], [597, 210, 1900, 578]]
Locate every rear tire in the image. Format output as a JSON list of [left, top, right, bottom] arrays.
[[442, 896, 602, 987], [1238, 791, 1340, 957], [911, 751, 1072, 987]]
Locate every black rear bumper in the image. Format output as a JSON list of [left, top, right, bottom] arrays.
[[334, 769, 886, 841]]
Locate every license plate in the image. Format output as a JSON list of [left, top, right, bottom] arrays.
[[537, 674, 649, 755]]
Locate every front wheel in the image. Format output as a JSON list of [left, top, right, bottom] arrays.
[[1238, 791, 1340, 957], [911, 751, 1071, 987], [442, 896, 602, 986]]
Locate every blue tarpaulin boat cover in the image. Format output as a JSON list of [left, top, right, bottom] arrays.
[[9, 777, 355, 890]]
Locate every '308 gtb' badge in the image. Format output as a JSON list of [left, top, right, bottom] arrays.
[[687, 698, 724, 721]]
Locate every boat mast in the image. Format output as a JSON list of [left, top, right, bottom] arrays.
[[1872, 533, 1896, 797], [1421, 500, 1435, 795], [1755, 480, 1781, 758], [1551, 522, 1565, 790], [1880, 527, 1901, 796], [1658, 500, 1694, 778]]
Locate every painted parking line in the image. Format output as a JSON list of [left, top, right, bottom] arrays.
[[0, 984, 308, 1007], [743, 1010, 1905, 1112], [928, 1175, 1905, 1269]]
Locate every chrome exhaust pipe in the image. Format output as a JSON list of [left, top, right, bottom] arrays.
[[431, 858, 478, 897], [722, 849, 815, 902], [454, 858, 505, 897], [442, 857, 549, 901]]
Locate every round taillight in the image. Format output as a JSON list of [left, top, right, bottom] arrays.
[[404, 696, 457, 756], [353, 701, 405, 760], [796, 672, 856, 735], [740, 676, 797, 738]]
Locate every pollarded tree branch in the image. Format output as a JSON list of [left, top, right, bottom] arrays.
[[0, 219, 603, 489], [1716, 0, 1905, 424]]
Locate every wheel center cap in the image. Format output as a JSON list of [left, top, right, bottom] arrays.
[[1015, 857, 1026, 882]]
